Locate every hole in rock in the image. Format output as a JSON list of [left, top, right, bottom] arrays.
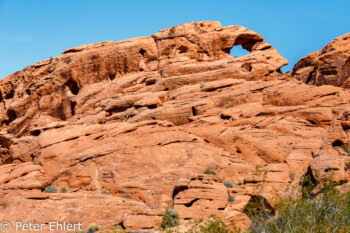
[[139, 49, 146, 56], [172, 185, 188, 199], [5, 89, 14, 99], [178, 45, 188, 54], [191, 106, 197, 116], [25, 89, 31, 95], [31, 130, 41, 136], [108, 72, 116, 81], [6, 110, 17, 124], [65, 78, 80, 95], [147, 104, 157, 109], [230, 45, 251, 58], [184, 199, 199, 207], [71, 101, 77, 116], [241, 63, 253, 72], [332, 140, 344, 148], [307, 119, 317, 125], [325, 168, 339, 173], [305, 74, 313, 84]]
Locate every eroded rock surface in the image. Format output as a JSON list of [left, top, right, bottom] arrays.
[[293, 33, 350, 87], [0, 21, 349, 231]]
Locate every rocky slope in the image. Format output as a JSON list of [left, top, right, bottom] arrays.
[[0, 21, 349, 232]]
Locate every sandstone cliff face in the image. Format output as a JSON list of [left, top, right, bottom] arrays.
[[0, 21, 349, 231], [293, 33, 350, 87]]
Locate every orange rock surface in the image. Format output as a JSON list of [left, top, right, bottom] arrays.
[[0, 21, 349, 231], [293, 33, 350, 87]]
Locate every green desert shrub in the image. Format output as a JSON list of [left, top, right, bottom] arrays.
[[245, 181, 350, 233], [228, 195, 235, 203], [103, 99, 110, 106], [163, 73, 168, 78], [243, 195, 275, 221], [33, 161, 41, 166], [161, 206, 179, 229], [101, 190, 110, 195], [289, 172, 295, 181], [341, 144, 350, 154], [204, 168, 216, 176], [200, 81, 205, 88], [87, 224, 101, 233], [44, 185, 58, 193], [60, 187, 68, 193], [187, 216, 241, 233], [224, 181, 234, 188]]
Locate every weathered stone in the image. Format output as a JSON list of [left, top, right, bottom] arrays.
[[0, 21, 349, 230]]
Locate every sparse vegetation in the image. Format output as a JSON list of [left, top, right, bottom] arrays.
[[87, 224, 101, 233], [33, 161, 41, 165], [103, 99, 110, 106], [60, 187, 68, 193], [101, 190, 110, 195], [200, 81, 205, 88], [341, 143, 349, 154], [289, 172, 295, 181], [242, 165, 350, 233], [186, 216, 241, 233], [163, 73, 169, 78], [161, 206, 179, 229], [204, 167, 216, 176], [44, 185, 58, 193], [6, 132, 14, 137], [224, 181, 234, 188], [228, 195, 235, 203], [246, 185, 350, 232]]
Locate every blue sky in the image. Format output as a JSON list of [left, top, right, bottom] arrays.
[[0, 0, 349, 79]]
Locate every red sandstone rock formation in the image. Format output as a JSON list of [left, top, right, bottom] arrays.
[[0, 21, 349, 231], [293, 33, 350, 87]]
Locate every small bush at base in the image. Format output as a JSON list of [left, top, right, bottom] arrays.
[[44, 185, 58, 193], [60, 187, 68, 193], [245, 182, 350, 233], [228, 195, 235, 203], [101, 190, 110, 195], [342, 144, 350, 155], [87, 224, 101, 233], [224, 181, 234, 188], [33, 161, 41, 166], [289, 172, 295, 181], [204, 168, 216, 176], [103, 99, 110, 106], [161, 206, 179, 229], [187, 216, 241, 233]]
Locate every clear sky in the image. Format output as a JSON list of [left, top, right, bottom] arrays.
[[0, 0, 349, 79]]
